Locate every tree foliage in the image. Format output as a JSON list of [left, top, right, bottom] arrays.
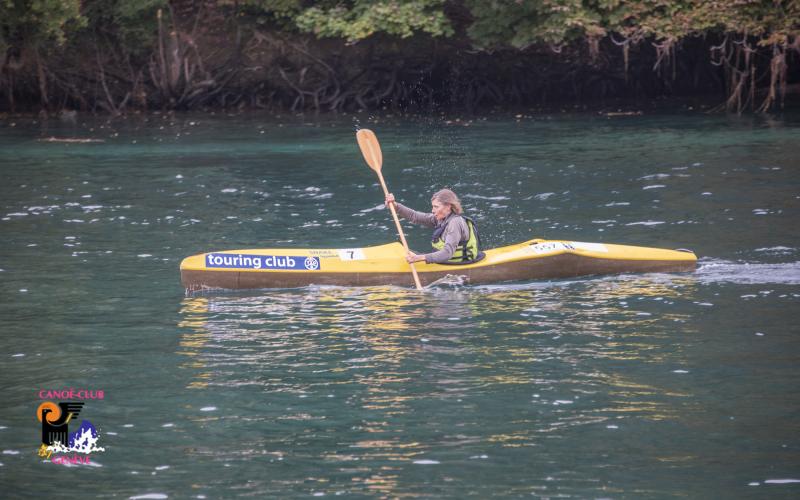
[[81, 0, 167, 53], [0, 0, 797, 113], [293, 0, 453, 41], [0, 0, 83, 47]]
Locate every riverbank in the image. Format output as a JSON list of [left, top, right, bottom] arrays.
[[5, 93, 799, 129], [3, 5, 798, 117]]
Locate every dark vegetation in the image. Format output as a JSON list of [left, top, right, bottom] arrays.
[[2, 0, 798, 115]]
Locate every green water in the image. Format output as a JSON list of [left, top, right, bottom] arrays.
[[1, 112, 799, 498]]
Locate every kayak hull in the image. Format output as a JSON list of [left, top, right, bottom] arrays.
[[180, 239, 697, 291]]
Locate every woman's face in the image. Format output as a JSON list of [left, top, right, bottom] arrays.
[[431, 199, 451, 221]]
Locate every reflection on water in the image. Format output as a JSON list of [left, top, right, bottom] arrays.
[[174, 273, 709, 494], [177, 297, 213, 389]]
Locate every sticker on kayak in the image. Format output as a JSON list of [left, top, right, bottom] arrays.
[[570, 242, 609, 253], [338, 248, 365, 261], [206, 253, 320, 271], [529, 242, 575, 254], [309, 249, 338, 257]]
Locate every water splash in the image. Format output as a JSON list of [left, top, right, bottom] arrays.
[[696, 259, 800, 285], [426, 274, 469, 288]]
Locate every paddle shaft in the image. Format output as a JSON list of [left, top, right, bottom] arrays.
[[356, 128, 423, 290], [375, 171, 423, 290]]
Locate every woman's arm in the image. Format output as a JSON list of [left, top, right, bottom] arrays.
[[405, 217, 469, 264], [422, 229, 461, 263], [385, 193, 436, 227]]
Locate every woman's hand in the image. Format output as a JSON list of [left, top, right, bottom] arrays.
[[406, 251, 425, 263], [385, 193, 396, 207]]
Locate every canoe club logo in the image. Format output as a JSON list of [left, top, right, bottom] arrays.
[[206, 253, 320, 271], [36, 389, 105, 465]]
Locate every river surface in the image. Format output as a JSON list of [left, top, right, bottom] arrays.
[[1, 111, 799, 498]]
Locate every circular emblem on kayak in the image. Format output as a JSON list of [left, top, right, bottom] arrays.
[[304, 257, 319, 270]]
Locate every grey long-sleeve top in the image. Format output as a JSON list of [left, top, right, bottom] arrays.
[[394, 202, 469, 264]]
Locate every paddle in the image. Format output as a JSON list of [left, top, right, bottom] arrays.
[[356, 128, 423, 290]]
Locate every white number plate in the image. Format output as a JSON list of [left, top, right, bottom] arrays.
[[338, 248, 366, 261]]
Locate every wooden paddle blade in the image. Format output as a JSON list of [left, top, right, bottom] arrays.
[[356, 129, 383, 172]]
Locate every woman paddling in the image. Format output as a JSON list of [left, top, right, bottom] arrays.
[[385, 188, 484, 265]]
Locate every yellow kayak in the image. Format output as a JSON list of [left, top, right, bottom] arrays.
[[180, 238, 696, 291]]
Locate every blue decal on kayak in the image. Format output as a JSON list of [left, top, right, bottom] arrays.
[[206, 253, 320, 271]]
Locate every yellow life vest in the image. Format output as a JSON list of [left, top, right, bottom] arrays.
[[431, 215, 484, 264]]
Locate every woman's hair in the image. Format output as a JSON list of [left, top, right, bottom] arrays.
[[431, 188, 463, 215]]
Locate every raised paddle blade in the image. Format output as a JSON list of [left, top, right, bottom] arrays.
[[356, 129, 383, 172]]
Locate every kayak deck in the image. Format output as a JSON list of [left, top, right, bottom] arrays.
[[180, 239, 697, 291]]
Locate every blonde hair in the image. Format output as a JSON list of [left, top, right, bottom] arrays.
[[431, 188, 462, 215]]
